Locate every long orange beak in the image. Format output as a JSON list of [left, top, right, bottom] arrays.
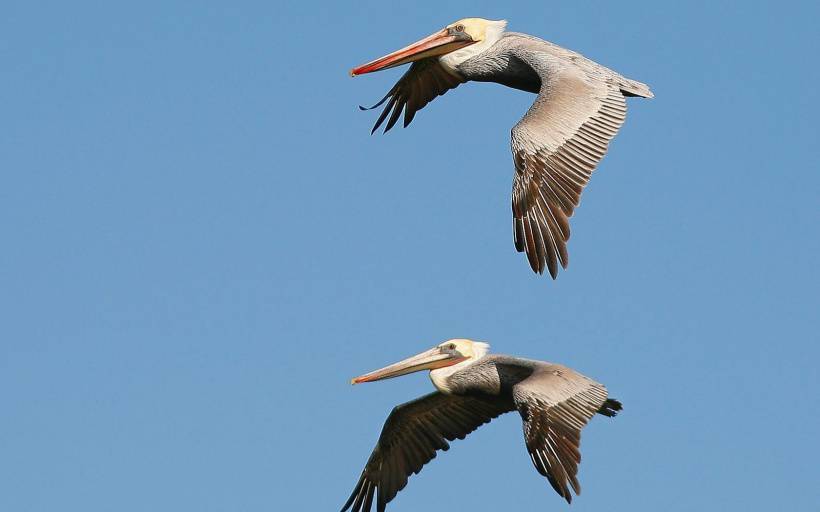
[[350, 28, 475, 76], [351, 346, 467, 384]]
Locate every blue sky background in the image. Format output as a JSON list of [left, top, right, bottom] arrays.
[[2, 1, 818, 510]]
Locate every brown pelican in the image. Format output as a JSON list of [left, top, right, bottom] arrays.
[[351, 18, 653, 278], [342, 339, 622, 511]]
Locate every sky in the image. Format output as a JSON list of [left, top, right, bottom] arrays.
[[1, 1, 818, 510]]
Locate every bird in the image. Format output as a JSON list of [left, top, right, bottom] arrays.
[[341, 339, 622, 512], [351, 18, 653, 279]]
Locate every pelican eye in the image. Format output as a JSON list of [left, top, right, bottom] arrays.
[[448, 343, 456, 350], [454, 24, 465, 32]]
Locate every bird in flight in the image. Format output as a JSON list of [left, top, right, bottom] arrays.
[[342, 339, 622, 511], [351, 18, 653, 278]]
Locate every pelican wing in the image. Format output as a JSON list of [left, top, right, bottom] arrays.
[[513, 364, 621, 503], [511, 68, 628, 277], [341, 391, 512, 512], [361, 59, 465, 134]]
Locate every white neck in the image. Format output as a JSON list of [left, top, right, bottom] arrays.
[[439, 20, 507, 73], [428, 342, 490, 393]]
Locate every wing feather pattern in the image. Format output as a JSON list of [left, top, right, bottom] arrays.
[[511, 67, 629, 277], [360, 59, 465, 134], [512, 364, 621, 503], [341, 391, 512, 512]]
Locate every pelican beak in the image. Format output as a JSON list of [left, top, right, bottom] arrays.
[[350, 28, 475, 76], [351, 346, 467, 384]]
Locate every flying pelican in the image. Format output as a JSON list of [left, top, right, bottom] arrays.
[[351, 18, 653, 279], [341, 339, 622, 511]]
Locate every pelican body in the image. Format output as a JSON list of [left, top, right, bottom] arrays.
[[352, 18, 653, 278], [342, 339, 621, 512]]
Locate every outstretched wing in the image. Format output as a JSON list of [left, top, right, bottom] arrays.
[[361, 59, 465, 134], [511, 67, 629, 278], [341, 391, 512, 512], [512, 364, 619, 503]]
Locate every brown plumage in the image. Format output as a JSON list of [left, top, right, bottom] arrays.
[[341, 392, 511, 512], [343, 340, 622, 511], [511, 76, 630, 277], [352, 18, 652, 278], [361, 60, 465, 133]]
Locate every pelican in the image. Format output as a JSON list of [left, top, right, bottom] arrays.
[[341, 339, 622, 511], [351, 18, 653, 278]]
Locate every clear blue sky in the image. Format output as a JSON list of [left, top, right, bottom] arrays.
[[2, 1, 818, 510]]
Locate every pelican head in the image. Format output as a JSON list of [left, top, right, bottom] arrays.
[[351, 338, 490, 384], [350, 18, 507, 76]]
